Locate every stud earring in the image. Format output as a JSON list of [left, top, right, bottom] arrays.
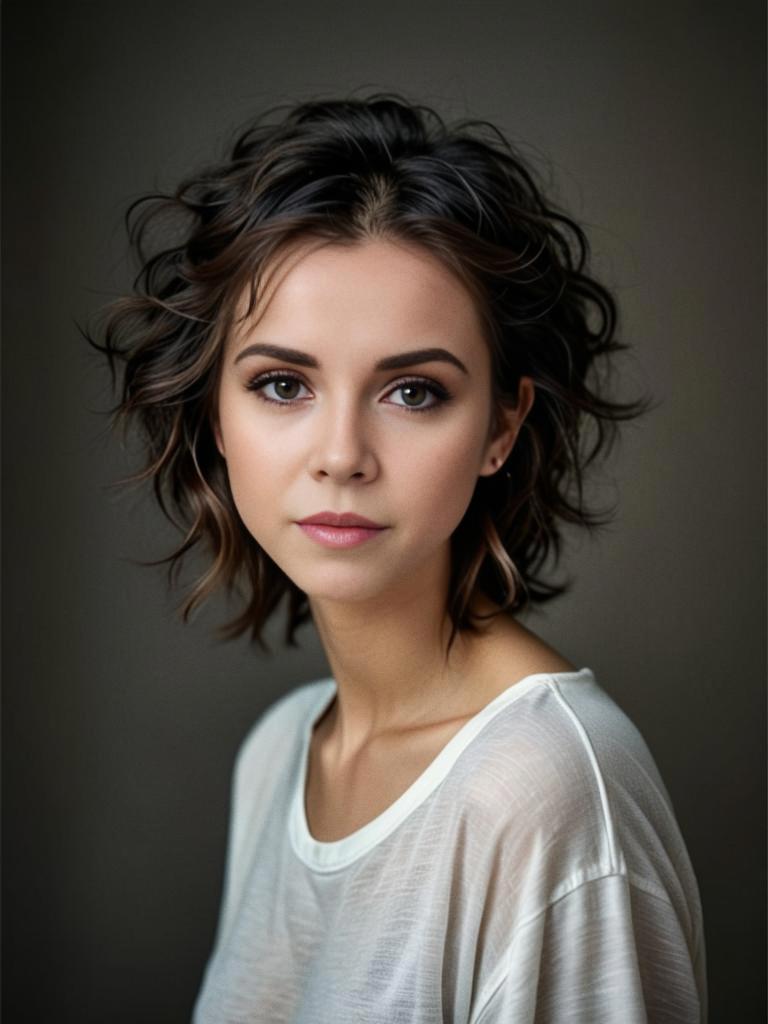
[[491, 456, 512, 480]]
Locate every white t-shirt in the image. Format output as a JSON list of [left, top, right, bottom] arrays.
[[192, 667, 707, 1023]]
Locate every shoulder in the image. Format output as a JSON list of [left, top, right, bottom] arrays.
[[452, 674, 607, 816], [233, 676, 334, 780], [477, 669, 664, 799], [455, 671, 631, 794], [450, 671, 670, 873]]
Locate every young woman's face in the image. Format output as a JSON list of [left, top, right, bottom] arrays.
[[214, 237, 533, 607]]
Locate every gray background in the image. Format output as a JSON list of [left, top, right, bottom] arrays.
[[3, 1, 765, 1021]]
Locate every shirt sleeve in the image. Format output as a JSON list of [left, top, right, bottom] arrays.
[[470, 873, 706, 1024]]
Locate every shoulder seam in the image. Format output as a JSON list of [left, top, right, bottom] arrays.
[[471, 871, 677, 1023], [545, 677, 622, 873]]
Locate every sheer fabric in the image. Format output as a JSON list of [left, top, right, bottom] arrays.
[[193, 668, 707, 1023]]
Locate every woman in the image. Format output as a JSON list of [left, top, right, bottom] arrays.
[[91, 93, 707, 1022]]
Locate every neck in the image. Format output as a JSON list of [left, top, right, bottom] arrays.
[[308, 549, 496, 756]]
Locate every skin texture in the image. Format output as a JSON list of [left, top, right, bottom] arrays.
[[214, 236, 574, 800]]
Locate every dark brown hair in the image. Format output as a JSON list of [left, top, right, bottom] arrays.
[[88, 90, 651, 655]]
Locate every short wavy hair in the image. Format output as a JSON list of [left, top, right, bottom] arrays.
[[88, 91, 651, 655]]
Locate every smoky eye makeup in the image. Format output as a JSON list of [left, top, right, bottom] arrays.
[[243, 369, 454, 414]]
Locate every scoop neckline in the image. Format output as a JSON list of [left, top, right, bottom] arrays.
[[288, 666, 595, 872]]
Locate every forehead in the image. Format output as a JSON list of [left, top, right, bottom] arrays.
[[229, 236, 488, 352]]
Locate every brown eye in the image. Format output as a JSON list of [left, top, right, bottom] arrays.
[[272, 378, 301, 400], [385, 378, 451, 413], [245, 372, 311, 406]]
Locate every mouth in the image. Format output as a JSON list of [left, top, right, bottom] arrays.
[[294, 511, 388, 549], [296, 511, 386, 529]]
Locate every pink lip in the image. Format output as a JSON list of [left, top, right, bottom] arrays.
[[295, 511, 388, 549], [297, 523, 387, 549], [297, 511, 385, 528]]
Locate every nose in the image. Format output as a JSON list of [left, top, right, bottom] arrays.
[[307, 395, 379, 484]]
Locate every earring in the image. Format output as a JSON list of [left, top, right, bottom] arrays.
[[491, 456, 512, 480]]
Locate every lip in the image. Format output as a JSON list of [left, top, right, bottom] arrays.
[[297, 511, 385, 528], [297, 523, 386, 549], [295, 511, 388, 550]]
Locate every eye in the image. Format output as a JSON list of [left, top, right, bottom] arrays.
[[245, 371, 311, 406], [384, 377, 452, 413]]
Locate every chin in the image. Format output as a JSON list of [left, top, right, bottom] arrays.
[[290, 565, 396, 605]]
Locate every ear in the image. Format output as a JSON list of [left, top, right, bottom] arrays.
[[478, 376, 535, 477]]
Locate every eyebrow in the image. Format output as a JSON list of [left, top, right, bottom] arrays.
[[233, 342, 469, 375]]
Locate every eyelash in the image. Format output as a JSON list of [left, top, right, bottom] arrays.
[[244, 370, 453, 414]]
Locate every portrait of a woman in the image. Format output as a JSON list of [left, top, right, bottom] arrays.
[[90, 94, 708, 1022]]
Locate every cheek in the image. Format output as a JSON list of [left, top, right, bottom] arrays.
[[403, 423, 484, 532], [217, 415, 286, 532]]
